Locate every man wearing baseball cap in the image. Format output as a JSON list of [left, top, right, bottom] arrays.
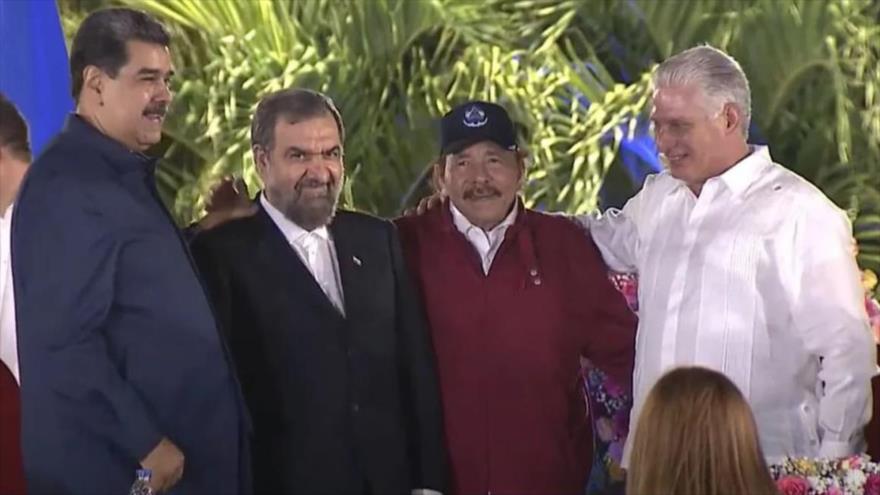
[[395, 101, 637, 494]]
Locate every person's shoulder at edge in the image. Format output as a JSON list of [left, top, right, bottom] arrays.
[[520, 207, 606, 255], [19, 130, 123, 205], [390, 205, 451, 250], [333, 209, 405, 248], [334, 208, 394, 231], [191, 210, 262, 252], [15, 149, 121, 227], [753, 160, 844, 217], [555, 169, 672, 227], [627, 169, 677, 203]]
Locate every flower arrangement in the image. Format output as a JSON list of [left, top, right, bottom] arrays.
[[609, 272, 638, 313], [862, 269, 880, 343], [771, 454, 880, 495], [582, 361, 631, 495]]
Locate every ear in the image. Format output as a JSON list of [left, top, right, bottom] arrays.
[[515, 149, 528, 188], [83, 66, 105, 100], [253, 146, 269, 175], [432, 159, 447, 194], [722, 103, 741, 135]]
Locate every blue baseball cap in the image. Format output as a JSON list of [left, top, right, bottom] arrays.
[[439, 101, 518, 156]]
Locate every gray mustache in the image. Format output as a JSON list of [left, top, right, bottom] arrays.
[[463, 186, 501, 200], [296, 178, 334, 193]]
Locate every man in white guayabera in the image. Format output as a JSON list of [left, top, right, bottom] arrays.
[[578, 44, 875, 465]]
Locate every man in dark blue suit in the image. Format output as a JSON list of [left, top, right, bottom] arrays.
[[11, 8, 248, 494]]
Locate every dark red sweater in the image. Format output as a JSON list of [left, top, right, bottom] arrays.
[[0, 361, 25, 495], [395, 201, 636, 495]]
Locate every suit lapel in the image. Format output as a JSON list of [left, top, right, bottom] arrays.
[[254, 206, 342, 319], [328, 214, 366, 323]]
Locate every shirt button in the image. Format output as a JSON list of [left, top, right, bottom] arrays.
[[533, 278, 542, 286], [351, 403, 360, 413], [529, 268, 538, 276]]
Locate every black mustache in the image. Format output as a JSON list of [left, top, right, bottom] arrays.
[[143, 105, 167, 117]]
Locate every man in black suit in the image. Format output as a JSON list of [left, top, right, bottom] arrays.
[[191, 88, 448, 495]]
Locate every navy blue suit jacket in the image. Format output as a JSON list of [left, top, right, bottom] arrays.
[[11, 115, 248, 494]]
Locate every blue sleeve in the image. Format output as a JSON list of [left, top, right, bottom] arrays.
[[12, 173, 163, 463]]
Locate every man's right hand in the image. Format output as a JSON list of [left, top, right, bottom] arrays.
[[140, 437, 185, 493], [404, 192, 445, 216]]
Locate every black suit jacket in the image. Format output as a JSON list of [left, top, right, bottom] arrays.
[[191, 205, 448, 495]]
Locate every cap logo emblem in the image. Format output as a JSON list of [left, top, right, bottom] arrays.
[[463, 105, 488, 128]]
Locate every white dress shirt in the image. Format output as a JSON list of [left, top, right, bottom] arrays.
[[579, 146, 875, 464], [261, 194, 345, 315], [450, 201, 518, 274], [0, 203, 19, 383]]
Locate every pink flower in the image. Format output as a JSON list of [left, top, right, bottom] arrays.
[[609, 273, 639, 312], [604, 380, 624, 398], [776, 476, 810, 495], [865, 474, 880, 495], [825, 487, 843, 495]]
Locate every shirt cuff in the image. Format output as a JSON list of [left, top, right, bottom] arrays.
[[411, 489, 443, 495], [818, 439, 861, 459]]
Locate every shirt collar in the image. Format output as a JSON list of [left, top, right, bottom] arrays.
[[449, 199, 518, 238], [669, 145, 773, 197], [0, 203, 12, 221], [260, 192, 330, 245], [717, 145, 772, 197], [62, 114, 159, 175]]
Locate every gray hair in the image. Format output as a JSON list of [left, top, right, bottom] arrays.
[[653, 44, 751, 138]]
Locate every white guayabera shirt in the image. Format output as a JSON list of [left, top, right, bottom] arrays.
[[578, 146, 875, 465]]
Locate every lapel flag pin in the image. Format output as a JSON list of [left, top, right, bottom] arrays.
[[352, 255, 362, 267]]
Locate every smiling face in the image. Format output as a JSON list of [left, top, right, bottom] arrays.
[[438, 140, 523, 230], [651, 84, 736, 190], [255, 114, 344, 231], [83, 40, 174, 152]]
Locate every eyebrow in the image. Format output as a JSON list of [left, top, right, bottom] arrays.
[[136, 68, 175, 78], [650, 117, 690, 125], [284, 145, 342, 154], [454, 149, 503, 159]]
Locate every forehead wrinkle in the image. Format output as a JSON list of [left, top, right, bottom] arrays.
[[275, 119, 340, 153]]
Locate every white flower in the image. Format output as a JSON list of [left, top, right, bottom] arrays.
[[844, 469, 866, 489]]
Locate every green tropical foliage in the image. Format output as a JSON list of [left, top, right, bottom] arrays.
[[56, 0, 880, 278]]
